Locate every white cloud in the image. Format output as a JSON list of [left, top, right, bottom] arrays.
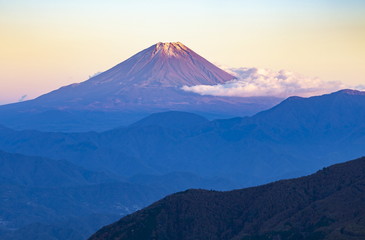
[[182, 67, 356, 98]]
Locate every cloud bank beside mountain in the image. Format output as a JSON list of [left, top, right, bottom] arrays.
[[182, 67, 364, 98]]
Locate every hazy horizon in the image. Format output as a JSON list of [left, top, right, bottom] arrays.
[[1, 0, 364, 104]]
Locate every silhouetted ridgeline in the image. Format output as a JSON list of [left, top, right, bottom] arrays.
[[89, 156, 365, 240]]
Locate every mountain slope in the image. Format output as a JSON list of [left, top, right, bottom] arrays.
[[0, 150, 164, 240], [89, 156, 365, 240], [248, 89, 365, 138], [0, 42, 280, 131], [130, 111, 209, 130], [0, 150, 115, 187], [0, 150, 236, 240]]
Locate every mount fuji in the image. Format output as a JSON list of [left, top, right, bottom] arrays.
[[0, 42, 281, 131]]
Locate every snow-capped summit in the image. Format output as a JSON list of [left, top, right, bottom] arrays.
[[25, 42, 242, 109], [83, 41, 235, 88], [153, 42, 188, 57], [0, 42, 281, 131]]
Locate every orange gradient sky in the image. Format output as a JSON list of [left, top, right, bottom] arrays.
[[1, 0, 364, 104]]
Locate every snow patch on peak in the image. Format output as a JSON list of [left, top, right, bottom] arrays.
[[153, 42, 189, 57]]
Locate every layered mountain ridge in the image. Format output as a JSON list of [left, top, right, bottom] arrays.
[[1, 89, 365, 185], [1, 89, 365, 239], [0, 150, 233, 240]]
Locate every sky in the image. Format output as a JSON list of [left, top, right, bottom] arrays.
[[1, 0, 364, 104]]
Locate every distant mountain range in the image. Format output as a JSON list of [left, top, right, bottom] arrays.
[[0, 42, 281, 131], [89, 156, 365, 240], [0, 89, 364, 186]]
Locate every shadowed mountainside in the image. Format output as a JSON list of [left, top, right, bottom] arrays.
[[0, 150, 234, 240], [89, 156, 365, 240]]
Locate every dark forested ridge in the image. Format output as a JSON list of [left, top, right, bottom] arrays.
[[89, 156, 365, 240]]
